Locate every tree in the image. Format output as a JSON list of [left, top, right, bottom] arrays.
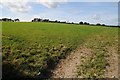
[[79, 21, 83, 24], [84, 22, 88, 25], [32, 18, 39, 22], [71, 22, 74, 24], [38, 18, 42, 22], [101, 24, 106, 26], [54, 20, 58, 23], [57, 21, 60, 23], [87, 23, 90, 25], [84, 22, 89, 25], [2, 18, 14, 22], [96, 23, 101, 26], [2, 18, 8, 21], [42, 19, 49, 22], [14, 19, 20, 22]]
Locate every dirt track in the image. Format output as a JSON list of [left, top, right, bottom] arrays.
[[51, 46, 92, 78]]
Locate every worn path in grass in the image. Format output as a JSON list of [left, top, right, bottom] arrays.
[[51, 36, 118, 78], [51, 46, 92, 78]]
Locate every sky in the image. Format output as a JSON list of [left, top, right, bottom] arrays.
[[0, 0, 119, 25]]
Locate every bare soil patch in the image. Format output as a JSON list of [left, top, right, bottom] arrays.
[[51, 46, 92, 78]]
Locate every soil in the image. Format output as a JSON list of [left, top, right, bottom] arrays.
[[51, 46, 92, 78]]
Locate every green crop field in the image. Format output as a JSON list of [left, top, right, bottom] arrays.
[[2, 22, 118, 78]]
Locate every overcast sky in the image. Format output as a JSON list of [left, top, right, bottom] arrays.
[[0, 0, 119, 25]]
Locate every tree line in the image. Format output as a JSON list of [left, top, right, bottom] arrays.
[[1, 18, 119, 27], [31, 18, 106, 26], [0, 18, 20, 22], [0, 18, 106, 26]]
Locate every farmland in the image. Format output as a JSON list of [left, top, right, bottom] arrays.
[[2, 22, 118, 78]]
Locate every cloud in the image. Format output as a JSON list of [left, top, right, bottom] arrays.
[[0, 0, 118, 14], [1, 0, 31, 13], [1, 0, 68, 13], [36, 0, 68, 8], [37, 1, 59, 8]]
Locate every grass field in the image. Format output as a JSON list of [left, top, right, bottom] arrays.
[[2, 22, 118, 78]]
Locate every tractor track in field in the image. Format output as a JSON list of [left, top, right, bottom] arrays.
[[51, 46, 92, 78]]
